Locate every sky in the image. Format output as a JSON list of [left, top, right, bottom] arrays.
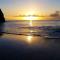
[[0, 0, 60, 20]]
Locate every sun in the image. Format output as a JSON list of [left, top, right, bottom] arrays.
[[25, 16, 36, 20], [23, 11, 38, 20]]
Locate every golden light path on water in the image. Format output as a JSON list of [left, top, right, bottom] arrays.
[[29, 20, 32, 26], [2, 33, 45, 45], [27, 36, 32, 43]]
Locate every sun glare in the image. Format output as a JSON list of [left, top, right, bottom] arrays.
[[25, 16, 36, 20], [23, 11, 38, 20]]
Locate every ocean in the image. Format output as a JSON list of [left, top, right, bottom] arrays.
[[0, 20, 60, 59], [4, 20, 60, 37]]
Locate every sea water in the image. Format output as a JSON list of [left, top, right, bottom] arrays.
[[4, 20, 60, 37], [0, 20, 60, 59]]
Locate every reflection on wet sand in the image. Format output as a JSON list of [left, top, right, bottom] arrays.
[[2, 34, 44, 45], [1, 33, 60, 52], [1, 32, 60, 60], [27, 36, 32, 43]]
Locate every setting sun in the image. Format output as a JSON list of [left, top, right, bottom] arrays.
[[23, 11, 38, 20], [24, 16, 36, 20]]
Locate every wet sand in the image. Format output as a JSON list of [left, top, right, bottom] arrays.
[[0, 34, 60, 60]]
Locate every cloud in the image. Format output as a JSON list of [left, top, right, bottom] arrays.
[[50, 11, 60, 17], [13, 11, 60, 20], [13, 15, 45, 17]]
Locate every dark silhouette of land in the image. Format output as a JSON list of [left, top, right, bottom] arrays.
[[0, 9, 5, 22], [0, 9, 5, 36]]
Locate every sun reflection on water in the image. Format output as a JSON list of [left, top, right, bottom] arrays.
[[27, 36, 32, 43], [29, 20, 32, 26]]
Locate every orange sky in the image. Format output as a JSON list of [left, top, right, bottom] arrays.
[[0, 0, 60, 20]]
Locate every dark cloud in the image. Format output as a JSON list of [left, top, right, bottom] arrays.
[[50, 11, 60, 17]]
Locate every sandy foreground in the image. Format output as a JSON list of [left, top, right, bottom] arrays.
[[0, 34, 60, 60]]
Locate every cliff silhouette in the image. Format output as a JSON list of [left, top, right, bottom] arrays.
[[0, 9, 5, 36], [0, 9, 5, 23]]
